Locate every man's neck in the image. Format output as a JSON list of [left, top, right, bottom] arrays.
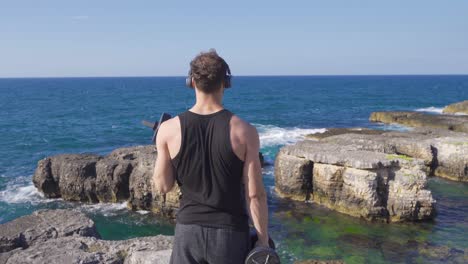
[[190, 89, 224, 114]]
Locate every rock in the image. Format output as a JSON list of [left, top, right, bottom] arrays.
[[319, 130, 468, 182], [33, 154, 102, 202], [0, 209, 173, 264], [0, 209, 99, 253], [369, 111, 468, 133], [443, 100, 468, 115], [306, 127, 385, 140], [431, 137, 468, 181], [295, 260, 344, 264], [33, 146, 181, 218], [124, 249, 172, 264], [274, 153, 313, 201], [3, 233, 173, 264], [274, 133, 438, 222]]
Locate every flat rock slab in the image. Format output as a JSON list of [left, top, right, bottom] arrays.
[[306, 127, 385, 140], [369, 111, 468, 133], [280, 141, 410, 170], [0, 209, 99, 253], [2, 235, 173, 264]]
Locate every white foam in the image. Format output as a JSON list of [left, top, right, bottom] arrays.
[[0, 182, 48, 204], [415, 106, 444, 114], [255, 124, 326, 148], [136, 210, 150, 215], [80, 201, 128, 216]]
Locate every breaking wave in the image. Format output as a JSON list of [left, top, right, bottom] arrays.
[[255, 124, 326, 148]]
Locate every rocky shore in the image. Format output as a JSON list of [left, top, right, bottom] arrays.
[[31, 101, 467, 225], [0, 209, 344, 264], [274, 101, 468, 222], [0, 209, 173, 264]]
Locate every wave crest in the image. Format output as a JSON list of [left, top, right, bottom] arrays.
[[415, 106, 444, 114], [255, 124, 326, 148]]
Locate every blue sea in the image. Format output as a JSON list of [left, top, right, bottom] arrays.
[[0, 76, 467, 263]]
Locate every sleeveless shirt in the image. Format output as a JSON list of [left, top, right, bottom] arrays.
[[170, 108, 249, 231]]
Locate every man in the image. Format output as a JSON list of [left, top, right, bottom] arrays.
[[152, 49, 270, 264]]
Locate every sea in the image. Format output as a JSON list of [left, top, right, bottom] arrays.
[[0, 75, 467, 263]]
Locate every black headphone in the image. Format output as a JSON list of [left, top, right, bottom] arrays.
[[186, 62, 232, 89]]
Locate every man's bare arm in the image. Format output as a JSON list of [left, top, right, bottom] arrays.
[[152, 122, 175, 194], [242, 124, 269, 247]]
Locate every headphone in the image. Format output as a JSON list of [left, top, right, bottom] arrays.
[[186, 62, 232, 89]]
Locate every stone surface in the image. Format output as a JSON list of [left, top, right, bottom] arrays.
[[274, 153, 313, 201], [369, 111, 468, 133], [443, 100, 468, 115], [295, 261, 344, 264], [274, 129, 444, 222], [0, 209, 99, 253], [33, 145, 181, 218], [306, 127, 385, 140], [0, 209, 173, 264], [318, 130, 468, 182]]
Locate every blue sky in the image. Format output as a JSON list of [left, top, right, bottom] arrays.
[[1, 0, 467, 77]]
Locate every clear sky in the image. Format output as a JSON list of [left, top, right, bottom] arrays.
[[1, 0, 467, 77]]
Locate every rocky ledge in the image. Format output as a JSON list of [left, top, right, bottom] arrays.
[[369, 111, 468, 133], [0, 209, 173, 264], [0, 210, 342, 264], [275, 127, 467, 222]]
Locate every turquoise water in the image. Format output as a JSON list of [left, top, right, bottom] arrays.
[[1, 76, 467, 263]]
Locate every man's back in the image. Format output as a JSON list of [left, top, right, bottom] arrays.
[[162, 109, 251, 169], [168, 108, 249, 230]]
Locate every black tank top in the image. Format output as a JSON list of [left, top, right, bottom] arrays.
[[170, 108, 249, 231]]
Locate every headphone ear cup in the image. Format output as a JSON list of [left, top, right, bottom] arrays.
[[186, 77, 193, 88], [224, 75, 231, 88]]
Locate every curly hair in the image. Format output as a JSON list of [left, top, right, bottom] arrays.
[[189, 49, 229, 93]]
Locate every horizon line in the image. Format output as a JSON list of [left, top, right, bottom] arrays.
[[1, 73, 468, 79]]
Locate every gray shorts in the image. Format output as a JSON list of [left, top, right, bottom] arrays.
[[169, 223, 250, 264]]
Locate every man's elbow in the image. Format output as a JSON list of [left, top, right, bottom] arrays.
[[153, 179, 174, 194], [248, 190, 267, 201]]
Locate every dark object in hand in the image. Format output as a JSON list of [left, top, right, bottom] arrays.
[[142, 112, 172, 146], [246, 230, 280, 264]]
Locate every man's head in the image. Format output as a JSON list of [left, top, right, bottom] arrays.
[[187, 49, 231, 93]]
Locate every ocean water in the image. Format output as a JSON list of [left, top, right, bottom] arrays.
[[0, 75, 467, 263]]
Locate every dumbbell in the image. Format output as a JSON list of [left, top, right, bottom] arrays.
[[142, 112, 172, 145], [245, 231, 280, 264]]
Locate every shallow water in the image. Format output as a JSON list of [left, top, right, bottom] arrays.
[[0, 76, 467, 263]]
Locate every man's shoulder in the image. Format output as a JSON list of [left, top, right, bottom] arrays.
[[158, 116, 180, 139], [230, 114, 258, 138]]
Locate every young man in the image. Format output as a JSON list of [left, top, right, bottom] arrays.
[[152, 49, 270, 264]]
